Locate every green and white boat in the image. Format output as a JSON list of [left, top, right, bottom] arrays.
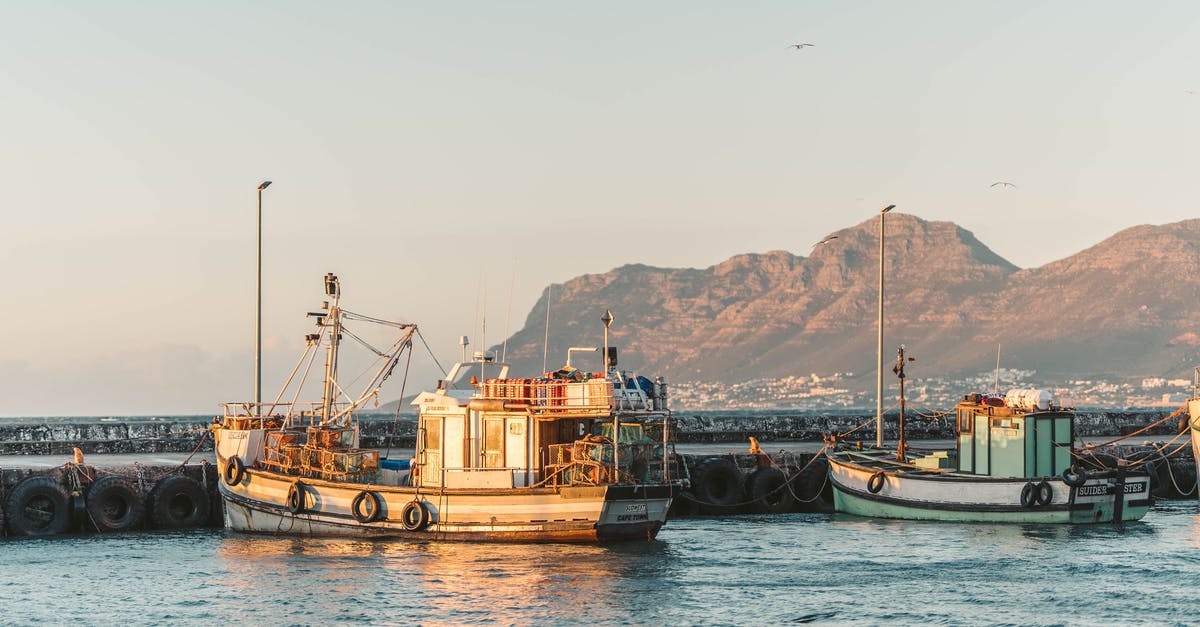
[[827, 391, 1151, 524]]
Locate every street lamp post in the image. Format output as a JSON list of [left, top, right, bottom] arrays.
[[876, 204, 895, 447], [255, 180, 272, 417]]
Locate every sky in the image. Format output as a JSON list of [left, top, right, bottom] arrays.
[[3, 2, 1199, 416]]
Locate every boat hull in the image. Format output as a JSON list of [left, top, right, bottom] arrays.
[[1189, 399, 1200, 501], [828, 451, 1150, 524], [218, 458, 674, 543]]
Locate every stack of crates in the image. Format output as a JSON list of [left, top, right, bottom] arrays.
[[297, 425, 379, 481]]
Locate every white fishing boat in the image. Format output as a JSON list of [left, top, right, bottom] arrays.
[[1186, 370, 1200, 500], [827, 388, 1151, 524], [214, 273, 680, 542]]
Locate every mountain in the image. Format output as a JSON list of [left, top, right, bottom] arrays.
[[493, 215, 1200, 388]]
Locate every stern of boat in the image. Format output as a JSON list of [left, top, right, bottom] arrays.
[[594, 483, 678, 541]]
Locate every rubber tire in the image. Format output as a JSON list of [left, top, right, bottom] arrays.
[[149, 476, 210, 529], [401, 500, 430, 531], [691, 458, 742, 514], [287, 481, 307, 515], [86, 475, 146, 532], [791, 456, 833, 513], [1062, 466, 1087, 488], [223, 457, 246, 487], [867, 471, 887, 494], [351, 491, 382, 523], [1019, 482, 1037, 508], [1035, 481, 1053, 506], [746, 467, 795, 514], [6, 476, 72, 536]]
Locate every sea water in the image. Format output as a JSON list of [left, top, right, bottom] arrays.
[[2, 501, 1197, 625]]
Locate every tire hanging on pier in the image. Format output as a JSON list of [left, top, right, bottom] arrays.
[[86, 475, 146, 532], [790, 455, 833, 513], [691, 458, 742, 514], [6, 475, 72, 536], [746, 467, 795, 514], [149, 475, 210, 529]]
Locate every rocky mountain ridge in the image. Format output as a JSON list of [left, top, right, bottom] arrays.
[[495, 215, 1200, 389]]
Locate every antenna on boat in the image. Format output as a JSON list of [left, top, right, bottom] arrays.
[[542, 284, 552, 373], [460, 335, 470, 364], [993, 343, 1002, 396]]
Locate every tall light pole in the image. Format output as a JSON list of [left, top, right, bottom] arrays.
[[876, 204, 895, 447], [255, 180, 272, 416]]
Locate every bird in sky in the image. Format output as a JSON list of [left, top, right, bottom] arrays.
[[990, 181, 1017, 189], [788, 43, 815, 50], [814, 235, 839, 247]]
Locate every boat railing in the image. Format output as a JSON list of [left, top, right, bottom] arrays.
[[474, 378, 653, 412], [219, 401, 353, 429]]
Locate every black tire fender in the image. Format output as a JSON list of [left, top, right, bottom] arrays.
[[867, 471, 886, 494], [86, 475, 146, 532], [1035, 480, 1053, 506], [149, 475, 210, 529], [6, 475, 72, 536], [692, 458, 742, 513], [401, 500, 430, 531], [287, 481, 307, 515], [223, 456, 247, 487], [351, 490, 382, 523], [746, 467, 795, 514], [1062, 466, 1088, 488], [1020, 482, 1037, 508]]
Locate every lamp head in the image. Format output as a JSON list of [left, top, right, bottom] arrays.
[[881, 204, 895, 214], [258, 181, 272, 190]]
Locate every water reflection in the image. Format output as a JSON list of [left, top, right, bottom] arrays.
[[213, 533, 672, 624]]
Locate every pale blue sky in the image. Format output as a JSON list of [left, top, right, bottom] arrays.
[[3, 2, 1199, 415]]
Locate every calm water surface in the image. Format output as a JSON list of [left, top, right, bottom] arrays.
[[3, 501, 1199, 626]]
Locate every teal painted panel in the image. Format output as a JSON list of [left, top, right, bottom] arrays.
[[974, 415, 989, 475], [958, 434, 973, 472], [989, 420, 1025, 478]]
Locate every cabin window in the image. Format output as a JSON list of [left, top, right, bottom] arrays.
[[483, 418, 505, 468], [424, 418, 442, 451], [957, 409, 973, 434]]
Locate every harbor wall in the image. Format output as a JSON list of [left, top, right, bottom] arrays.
[[0, 410, 1182, 455]]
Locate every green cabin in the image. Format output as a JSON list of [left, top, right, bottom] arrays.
[[954, 396, 1073, 478]]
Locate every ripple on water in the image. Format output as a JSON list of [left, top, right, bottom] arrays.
[[1, 504, 1199, 624]]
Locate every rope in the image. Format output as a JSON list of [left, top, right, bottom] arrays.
[[416, 328, 448, 377], [1076, 405, 1186, 451]]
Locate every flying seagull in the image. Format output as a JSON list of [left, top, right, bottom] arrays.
[[788, 43, 815, 50], [990, 181, 1017, 189], [814, 235, 839, 247]]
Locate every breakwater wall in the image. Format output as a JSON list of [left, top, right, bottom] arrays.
[[672, 409, 1181, 443], [0, 410, 1182, 455]]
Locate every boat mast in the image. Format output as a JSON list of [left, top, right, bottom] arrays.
[[894, 345, 914, 462], [321, 273, 341, 425]]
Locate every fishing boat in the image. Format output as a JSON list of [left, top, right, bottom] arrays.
[[826, 349, 1150, 523], [213, 273, 681, 542]]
